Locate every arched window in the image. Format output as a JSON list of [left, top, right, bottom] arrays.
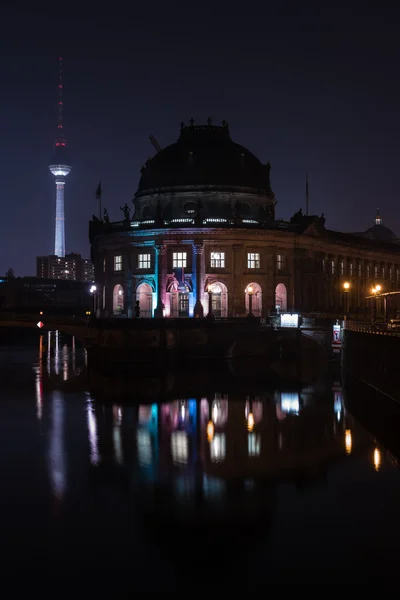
[[113, 284, 124, 314], [245, 283, 262, 317], [136, 282, 154, 318], [206, 281, 228, 318], [275, 283, 287, 312]]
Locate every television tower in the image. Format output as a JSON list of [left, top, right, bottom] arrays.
[[49, 57, 71, 257]]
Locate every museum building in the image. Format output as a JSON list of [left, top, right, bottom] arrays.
[[89, 120, 400, 318]]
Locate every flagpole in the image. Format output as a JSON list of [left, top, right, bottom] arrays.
[[305, 173, 309, 216]]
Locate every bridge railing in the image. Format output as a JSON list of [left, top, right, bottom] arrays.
[[344, 320, 400, 336]]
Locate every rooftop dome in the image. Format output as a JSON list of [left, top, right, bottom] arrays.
[[135, 119, 272, 198], [363, 209, 398, 243]]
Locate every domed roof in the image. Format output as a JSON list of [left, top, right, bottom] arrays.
[[363, 210, 398, 243], [135, 120, 272, 197], [364, 224, 398, 243]]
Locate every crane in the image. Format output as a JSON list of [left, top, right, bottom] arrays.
[[149, 134, 162, 153]]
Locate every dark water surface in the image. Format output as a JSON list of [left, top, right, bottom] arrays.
[[1, 331, 400, 587]]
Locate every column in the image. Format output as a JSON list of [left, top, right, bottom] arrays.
[[154, 243, 167, 318], [193, 243, 204, 318], [124, 254, 133, 318]]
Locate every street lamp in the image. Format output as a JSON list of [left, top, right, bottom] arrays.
[[246, 284, 254, 317], [207, 284, 214, 319], [372, 285, 382, 322], [90, 284, 97, 316], [343, 281, 350, 318]]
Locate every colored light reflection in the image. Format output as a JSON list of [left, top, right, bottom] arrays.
[[207, 420, 214, 442], [373, 448, 381, 472], [247, 412, 255, 432], [345, 429, 352, 455]]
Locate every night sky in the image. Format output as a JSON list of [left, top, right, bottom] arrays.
[[1, 7, 400, 276]]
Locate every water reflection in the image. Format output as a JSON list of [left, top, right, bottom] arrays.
[[48, 391, 66, 501], [24, 334, 400, 581]]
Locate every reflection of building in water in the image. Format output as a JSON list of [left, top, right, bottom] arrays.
[[84, 386, 388, 528], [48, 391, 66, 501], [129, 389, 364, 484]]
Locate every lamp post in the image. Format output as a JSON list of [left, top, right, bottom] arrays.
[[207, 284, 214, 319], [372, 284, 381, 322], [247, 284, 254, 317], [90, 285, 97, 316], [343, 281, 350, 319]]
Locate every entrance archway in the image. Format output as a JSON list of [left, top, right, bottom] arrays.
[[207, 282, 228, 318], [275, 283, 287, 312], [136, 282, 153, 318], [113, 284, 124, 314], [245, 283, 262, 317]]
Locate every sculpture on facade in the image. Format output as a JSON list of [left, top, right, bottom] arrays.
[[103, 208, 110, 224], [290, 208, 303, 224], [120, 203, 130, 221]]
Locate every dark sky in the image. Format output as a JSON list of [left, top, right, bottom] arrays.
[[1, 6, 400, 276]]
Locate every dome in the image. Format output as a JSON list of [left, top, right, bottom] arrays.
[[135, 120, 272, 198], [363, 224, 398, 243]]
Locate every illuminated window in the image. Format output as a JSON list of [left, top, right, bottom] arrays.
[[277, 254, 284, 271], [340, 261, 344, 275], [382, 266, 385, 278], [103, 257, 106, 272], [331, 260, 335, 275], [322, 259, 325, 272], [114, 255, 122, 271], [210, 251, 225, 268], [397, 268, 400, 280], [248, 253, 260, 269], [389, 267, 393, 280], [358, 263, 362, 277], [138, 253, 151, 269], [349, 263, 353, 277], [374, 265, 378, 278], [173, 252, 187, 268], [367, 264, 370, 278]]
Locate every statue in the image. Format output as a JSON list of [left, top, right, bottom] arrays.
[[222, 120, 228, 128], [290, 208, 303, 224], [189, 117, 195, 126], [120, 203, 130, 221], [103, 208, 110, 224], [92, 214, 99, 222], [180, 121, 185, 130], [207, 116, 212, 126]]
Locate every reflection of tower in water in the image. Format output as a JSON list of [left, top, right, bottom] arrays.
[[35, 335, 44, 421], [48, 391, 66, 502]]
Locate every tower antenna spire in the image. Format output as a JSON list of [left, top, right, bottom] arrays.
[[49, 56, 71, 258], [305, 172, 309, 216], [58, 56, 64, 134]]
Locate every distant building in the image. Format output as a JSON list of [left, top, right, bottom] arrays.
[[0, 276, 92, 314], [36, 253, 94, 283]]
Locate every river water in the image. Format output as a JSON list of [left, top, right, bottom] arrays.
[[1, 331, 400, 587]]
